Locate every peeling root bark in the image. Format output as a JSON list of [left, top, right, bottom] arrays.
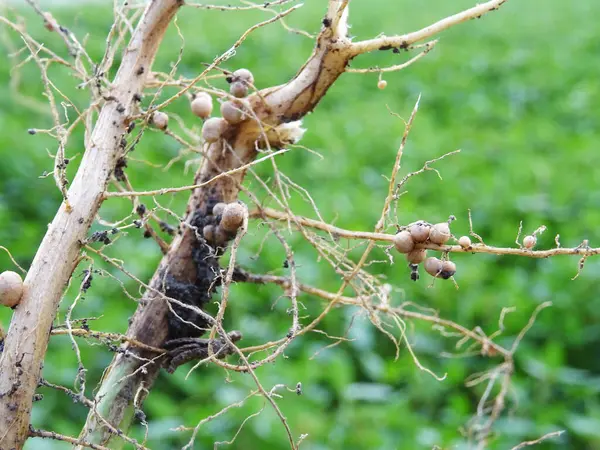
[[78, 13, 356, 448], [0, 1, 182, 448]]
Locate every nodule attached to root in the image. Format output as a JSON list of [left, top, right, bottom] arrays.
[[429, 222, 451, 245], [523, 235, 536, 249], [458, 235, 472, 248], [0, 270, 24, 308], [424, 257, 443, 278], [220, 202, 247, 233], [221, 101, 245, 125], [43, 12, 58, 32], [406, 249, 427, 264], [425, 258, 455, 279], [214, 226, 229, 247], [377, 79, 388, 90], [212, 202, 227, 217], [232, 68, 254, 86], [191, 92, 213, 119], [230, 82, 249, 98], [440, 260, 457, 279], [202, 117, 227, 143], [202, 224, 215, 243], [393, 230, 415, 253], [409, 221, 430, 243], [150, 111, 169, 130]]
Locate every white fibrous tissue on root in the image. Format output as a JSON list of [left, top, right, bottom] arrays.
[[263, 120, 306, 147]]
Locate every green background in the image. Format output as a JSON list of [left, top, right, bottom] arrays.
[[1, 0, 600, 449]]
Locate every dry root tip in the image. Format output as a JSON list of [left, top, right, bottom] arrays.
[[406, 249, 427, 264], [458, 235, 472, 248], [221, 101, 245, 125], [410, 264, 419, 281], [429, 222, 451, 245], [202, 117, 227, 143], [377, 79, 388, 90], [393, 230, 415, 253], [220, 202, 247, 232], [0, 271, 24, 308], [191, 92, 213, 119], [150, 111, 168, 130], [523, 235, 536, 249], [409, 221, 430, 243]]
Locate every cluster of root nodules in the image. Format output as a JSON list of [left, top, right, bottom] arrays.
[[202, 201, 247, 249], [200, 69, 254, 143], [148, 68, 253, 136], [151, 66, 304, 150], [393, 216, 458, 282], [164, 201, 247, 340]]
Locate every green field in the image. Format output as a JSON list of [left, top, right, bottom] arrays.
[[1, 1, 600, 449]]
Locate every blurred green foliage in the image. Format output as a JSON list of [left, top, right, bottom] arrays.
[[1, 0, 600, 449]]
